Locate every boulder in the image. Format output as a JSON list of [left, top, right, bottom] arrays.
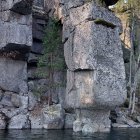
[[73, 120, 83, 132], [0, 92, 23, 108], [0, 20, 32, 53], [65, 69, 126, 110], [0, 92, 13, 107], [52, 72, 66, 105], [0, 58, 28, 94], [1, 108, 21, 119], [11, 94, 22, 108], [20, 96, 28, 109], [8, 114, 30, 129], [29, 111, 43, 129], [64, 5, 126, 111], [1, 11, 32, 25], [60, 0, 127, 133], [64, 113, 76, 129], [73, 110, 111, 133], [64, 22, 123, 71], [68, 2, 121, 27], [28, 92, 37, 111], [42, 104, 65, 129], [0, 113, 6, 129]]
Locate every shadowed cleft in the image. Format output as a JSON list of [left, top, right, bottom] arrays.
[[94, 18, 116, 28]]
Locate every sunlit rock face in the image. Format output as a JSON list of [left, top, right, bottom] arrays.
[[58, 0, 127, 133]]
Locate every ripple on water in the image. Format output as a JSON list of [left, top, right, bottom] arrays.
[[0, 128, 140, 140]]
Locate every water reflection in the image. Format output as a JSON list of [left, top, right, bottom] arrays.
[[0, 128, 140, 140]]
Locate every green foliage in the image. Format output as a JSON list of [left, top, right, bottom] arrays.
[[34, 18, 66, 102], [37, 18, 66, 71]]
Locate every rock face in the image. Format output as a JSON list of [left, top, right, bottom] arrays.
[[73, 110, 111, 133], [29, 104, 64, 129], [0, 0, 127, 132], [0, 113, 6, 129], [0, 0, 33, 129], [1, 0, 33, 15], [0, 58, 27, 93], [64, 113, 76, 129], [0, 1, 32, 56], [58, 0, 127, 133], [43, 104, 65, 129], [8, 114, 30, 129]]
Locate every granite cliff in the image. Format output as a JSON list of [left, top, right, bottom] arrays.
[[0, 0, 139, 133]]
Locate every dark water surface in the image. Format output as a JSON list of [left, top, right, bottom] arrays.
[[0, 128, 140, 140]]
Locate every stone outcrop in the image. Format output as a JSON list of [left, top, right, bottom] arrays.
[[64, 113, 76, 129], [58, 0, 127, 133], [0, 1, 32, 57], [0, 0, 128, 132], [0, 113, 6, 129], [0, 0, 33, 129], [29, 104, 64, 129], [43, 104, 65, 129], [1, 0, 33, 15], [0, 58, 27, 93], [8, 114, 30, 129], [73, 110, 111, 133]]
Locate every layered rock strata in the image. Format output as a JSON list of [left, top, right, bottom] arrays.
[[58, 0, 127, 133], [0, 0, 33, 129]]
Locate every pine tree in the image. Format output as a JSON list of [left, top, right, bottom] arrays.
[[37, 18, 66, 105]]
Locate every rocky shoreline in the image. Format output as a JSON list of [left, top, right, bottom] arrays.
[[0, 0, 140, 133]]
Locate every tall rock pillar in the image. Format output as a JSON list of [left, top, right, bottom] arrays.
[[58, 0, 127, 133]]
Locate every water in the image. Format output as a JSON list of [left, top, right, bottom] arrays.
[[0, 128, 140, 140]]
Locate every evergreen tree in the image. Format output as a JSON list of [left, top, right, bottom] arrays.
[[37, 18, 66, 105]]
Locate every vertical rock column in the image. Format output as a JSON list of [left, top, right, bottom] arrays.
[[58, 0, 127, 133], [0, 0, 33, 129]]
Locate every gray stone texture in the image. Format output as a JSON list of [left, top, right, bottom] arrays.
[[0, 11, 32, 53], [73, 109, 111, 133], [64, 113, 76, 129], [0, 0, 32, 55], [60, 0, 127, 133], [0, 58, 28, 94], [0, 0, 33, 129], [29, 104, 65, 129], [8, 114, 30, 129], [42, 104, 65, 129], [0, 113, 6, 129], [63, 1, 126, 109], [1, 0, 33, 15]]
